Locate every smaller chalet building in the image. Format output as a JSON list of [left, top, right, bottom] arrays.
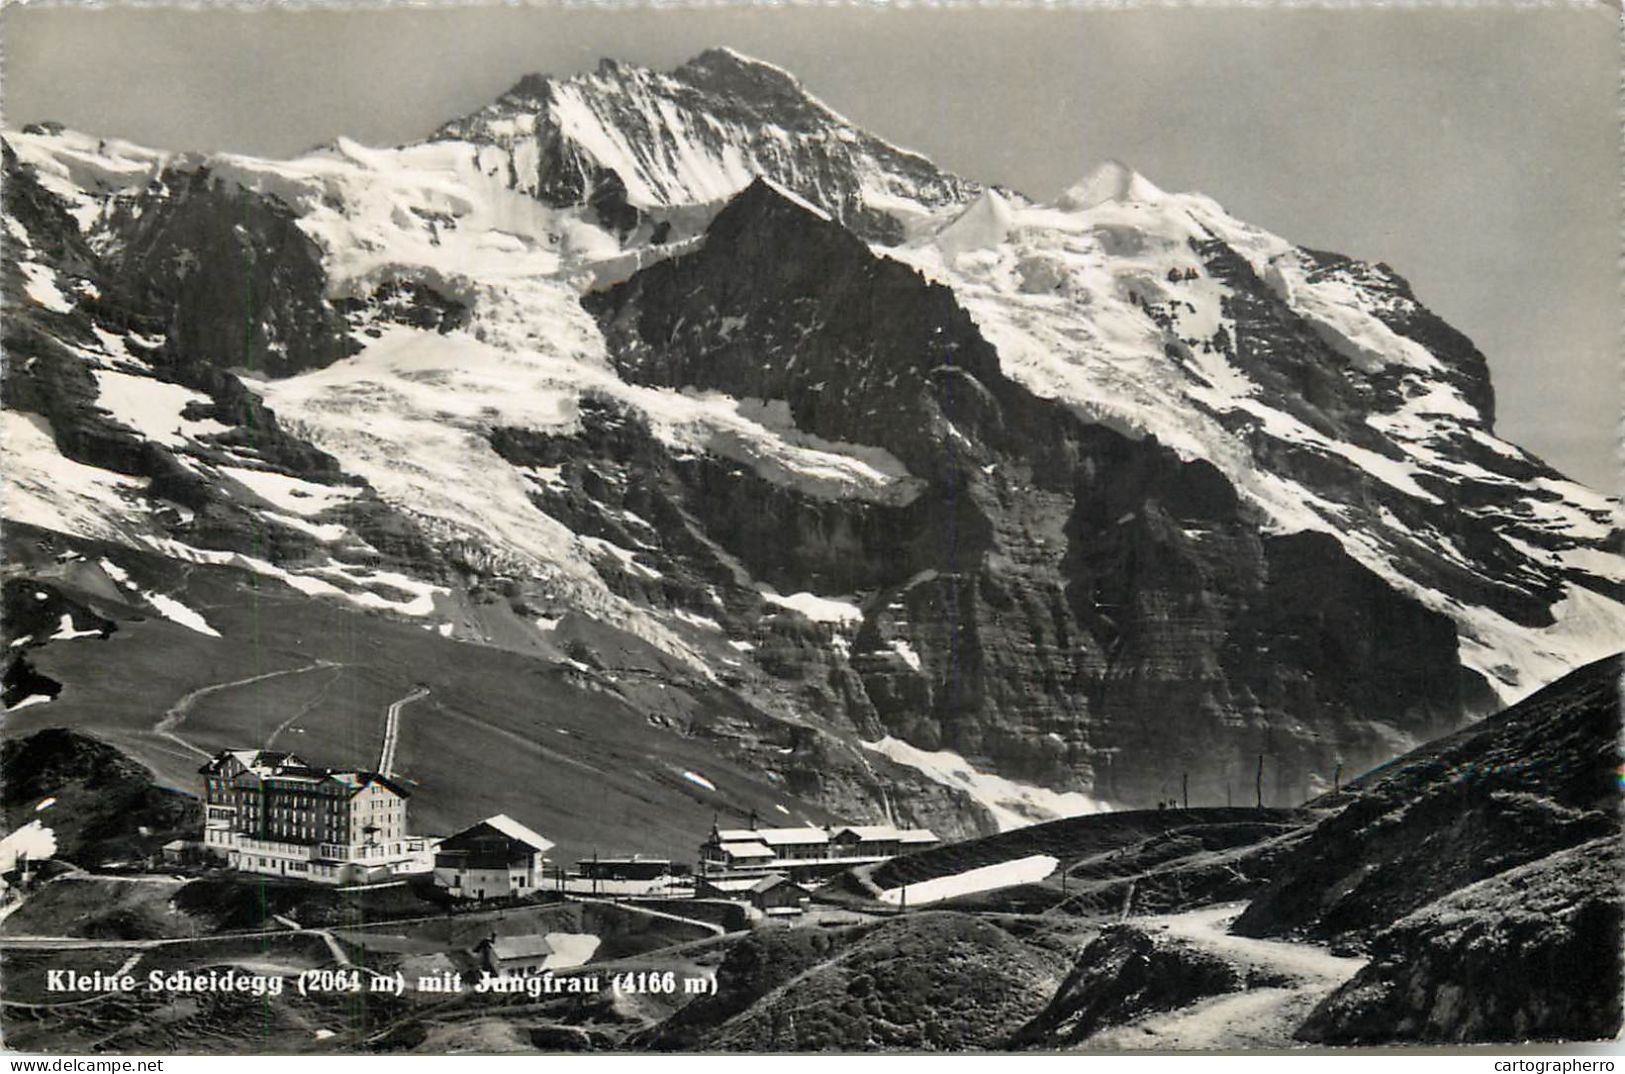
[[698, 872, 812, 915], [749, 874, 812, 915], [433, 814, 554, 900]]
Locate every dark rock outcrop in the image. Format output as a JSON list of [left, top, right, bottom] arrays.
[[0, 728, 199, 867], [1297, 837, 1623, 1044], [1009, 924, 1245, 1047], [102, 163, 354, 379]]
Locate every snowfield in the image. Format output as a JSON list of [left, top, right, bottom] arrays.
[[761, 589, 866, 626], [541, 932, 601, 970], [890, 162, 1625, 704], [3, 411, 150, 542], [143, 592, 221, 638], [91, 370, 229, 448], [878, 853, 1058, 906], [863, 736, 1113, 829]]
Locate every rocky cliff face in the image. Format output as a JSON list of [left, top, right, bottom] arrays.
[[585, 178, 1476, 805], [101, 162, 355, 380]]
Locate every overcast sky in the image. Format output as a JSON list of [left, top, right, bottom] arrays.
[[4, 3, 1618, 488]]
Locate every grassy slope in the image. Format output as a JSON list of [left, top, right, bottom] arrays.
[[2, 529, 845, 867], [639, 911, 1084, 1051]]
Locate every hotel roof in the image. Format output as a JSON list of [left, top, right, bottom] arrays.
[[199, 749, 410, 798]]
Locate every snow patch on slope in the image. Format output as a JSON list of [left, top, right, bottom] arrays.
[[92, 370, 228, 448], [863, 736, 1112, 830], [144, 592, 220, 637], [878, 854, 1057, 906], [2, 411, 149, 542], [761, 589, 864, 625]]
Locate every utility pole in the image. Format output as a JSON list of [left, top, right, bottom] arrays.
[[1181, 772, 1189, 810], [1255, 754, 1264, 809]]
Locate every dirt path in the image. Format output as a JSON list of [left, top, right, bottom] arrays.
[[1086, 902, 1366, 1050], [567, 894, 726, 937], [377, 685, 429, 777], [264, 665, 346, 750], [155, 659, 342, 758]]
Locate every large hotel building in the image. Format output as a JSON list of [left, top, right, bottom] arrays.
[[199, 749, 433, 884]]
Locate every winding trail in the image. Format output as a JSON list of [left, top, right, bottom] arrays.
[[377, 685, 429, 778], [264, 665, 346, 750], [155, 659, 342, 758], [1086, 902, 1366, 1050]]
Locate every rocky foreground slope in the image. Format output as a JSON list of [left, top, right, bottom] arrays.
[[1234, 650, 1622, 944], [637, 652, 1623, 1049], [4, 47, 1622, 842], [0, 652, 1617, 1050]]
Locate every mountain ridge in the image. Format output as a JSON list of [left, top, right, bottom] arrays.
[[3, 48, 1621, 839]]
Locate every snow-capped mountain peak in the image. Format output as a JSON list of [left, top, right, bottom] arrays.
[[430, 48, 978, 243], [1057, 159, 1167, 211]]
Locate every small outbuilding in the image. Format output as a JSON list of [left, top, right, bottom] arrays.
[[747, 873, 812, 916], [476, 933, 553, 977], [576, 855, 675, 882]]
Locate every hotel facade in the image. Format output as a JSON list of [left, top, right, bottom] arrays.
[[199, 749, 434, 885]]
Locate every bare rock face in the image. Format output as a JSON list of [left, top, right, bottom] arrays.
[[583, 178, 1473, 807], [1297, 837, 1624, 1044], [103, 164, 354, 380]]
